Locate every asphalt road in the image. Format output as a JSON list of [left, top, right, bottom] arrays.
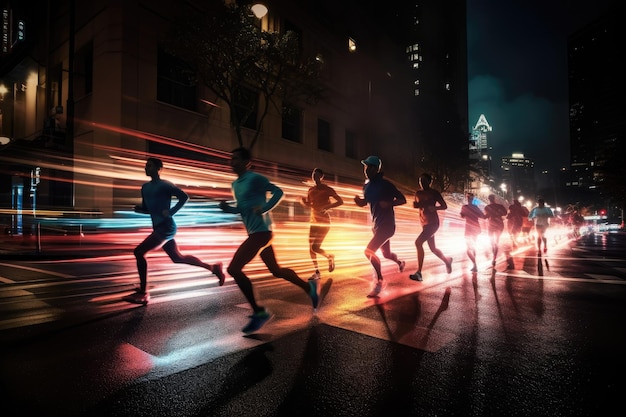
[[1, 231, 625, 416]]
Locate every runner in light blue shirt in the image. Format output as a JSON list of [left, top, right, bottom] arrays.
[[219, 147, 319, 334]]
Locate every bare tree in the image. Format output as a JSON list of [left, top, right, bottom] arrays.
[[166, 0, 325, 150]]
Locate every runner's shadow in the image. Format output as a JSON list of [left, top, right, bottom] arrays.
[[196, 344, 275, 414], [320, 278, 332, 301], [374, 293, 421, 343], [424, 287, 451, 331], [471, 271, 480, 302]]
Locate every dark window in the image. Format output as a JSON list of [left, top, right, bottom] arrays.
[[74, 42, 93, 97], [282, 103, 302, 142], [233, 86, 258, 130], [345, 130, 357, 159], [317, 118, 331, 152], [157, 47, 197, 111]]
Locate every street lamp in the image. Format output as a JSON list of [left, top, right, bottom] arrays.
[[250, 2, 268, 19]]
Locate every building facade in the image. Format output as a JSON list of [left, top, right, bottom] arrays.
[[0, 0, 468, 222], [500, 153, 535, 202], [567, 4, 625, 217]]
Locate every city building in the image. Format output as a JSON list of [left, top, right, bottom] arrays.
[[0, 0, 468, 228], [500, 152, 534, 202], [403, 0, 469, 192], [467, 113, 492, 194], [567, 4, 625, 218]]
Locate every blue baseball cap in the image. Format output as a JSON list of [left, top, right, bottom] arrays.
[[361, 155, 382, 172]]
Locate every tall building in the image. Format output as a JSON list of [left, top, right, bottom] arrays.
[[467, 114, 492, 193], [402, 0, 469, 191], [501, 153, 534, 201], [567, 5, 625, 213]]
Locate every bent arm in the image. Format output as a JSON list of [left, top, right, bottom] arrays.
[[393, 190, 407, 207], [328, 190, 344, 209], [435, 193, 447, 210], [262, 182, 284, 213], [169, 187, 189, 216], [354, 195, 367, 207]]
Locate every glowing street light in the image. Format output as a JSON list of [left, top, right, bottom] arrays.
[[251, 2, 268, 19]]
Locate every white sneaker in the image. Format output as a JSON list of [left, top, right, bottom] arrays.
[[310, 271, 321, 280], [367, 280, 385, 298]]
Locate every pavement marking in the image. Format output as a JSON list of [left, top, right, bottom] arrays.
[[0, 310, 62, 330], [585, 273, 623, 281], [494, 270, 626, 284], [0, 262, 75, 278]]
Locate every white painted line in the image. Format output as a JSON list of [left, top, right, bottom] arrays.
[[0, 262, 74, 278]]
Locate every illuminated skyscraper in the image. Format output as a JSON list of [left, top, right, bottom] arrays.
[[501, 153, 534, 201], [470, 114, 492, 177]]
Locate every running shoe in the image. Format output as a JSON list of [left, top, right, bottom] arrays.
[[367, 280, 385, 297], [122, 290, 150, 305], [409, 271, 423, 281], [242, 309, 273, 334], [310, 271, 321, 280], [328, 254, 335, 272], [212, 262, 225, 286], [446, 257, 453, 274], [398, 260, 406, 272]]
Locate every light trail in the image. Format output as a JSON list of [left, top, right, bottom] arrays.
[[3, 119, 574, 284]]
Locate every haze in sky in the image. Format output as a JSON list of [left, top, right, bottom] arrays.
[[466, 0, 617, 175]]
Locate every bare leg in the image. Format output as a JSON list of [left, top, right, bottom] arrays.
[[133, 232, 165, 293], [227, 232, 272, 313], [260, 245, 308, 292], [162, 239, 213, 271]]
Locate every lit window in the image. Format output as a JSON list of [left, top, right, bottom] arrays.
[[407, 43, 419, 52], [414, 89, 420, 96], [445, 83, 450, 90], [348, 37, 357, 53], [412, 62, 419, 69]]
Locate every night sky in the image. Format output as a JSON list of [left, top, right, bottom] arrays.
[[467, 0, 617, 176]]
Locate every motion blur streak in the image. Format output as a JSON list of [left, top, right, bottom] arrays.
[[2, 119, 572, 291]]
